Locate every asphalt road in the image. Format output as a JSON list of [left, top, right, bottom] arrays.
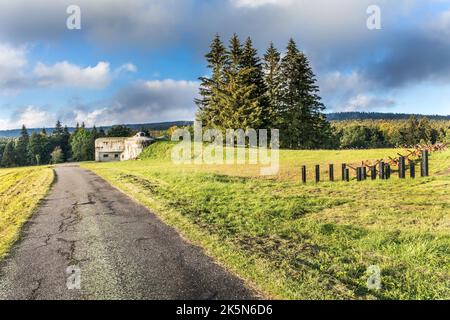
[[0, 164, 257, 300]]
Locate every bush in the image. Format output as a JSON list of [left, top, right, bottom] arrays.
[[50, 147, 64, 164]]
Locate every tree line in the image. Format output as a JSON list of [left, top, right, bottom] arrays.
[[168, 116, 449, 150], [0, 122, 137, 168], [196, 34, 333, 149], [332, 116, 450, 149], [328, 112, 450, 121], [1, 116, 447, 168]]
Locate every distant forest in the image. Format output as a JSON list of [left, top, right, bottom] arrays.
[[327, 112, 450, 121], [0, 121, 191, 138], [0, 114, 449, 168], [1, 114, 448, 138], [0, 122, 157, 168]]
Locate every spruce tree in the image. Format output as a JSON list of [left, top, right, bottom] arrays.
[[213, 67, 263, 130], [0, 143, 5, 165], [195, 35, 332, 146], [197, 34, 263, 131], [196, 34, 228, 128], [28, 132, 47, 165], [241, 37, 267, 128], [228, 33, 243, 73], [15, 125, 29, 166], [216, 34, 262, 130], [61, 125, 71, 161], [54, 120, 64, 135], [280, 39, 328, 149], [40, 129, 50, 163], [70, 127, 91, 161], [263, 42, 283, 128], [2, 141, 16, 167], [87, 126, 98, 161], [50, 121, 63, 161]]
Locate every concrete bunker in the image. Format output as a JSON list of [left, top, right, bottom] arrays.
[[95, 132, 154, 162]]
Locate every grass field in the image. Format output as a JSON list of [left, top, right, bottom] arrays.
[[83, 142, 450, 300], [0, 166, 54, 259]]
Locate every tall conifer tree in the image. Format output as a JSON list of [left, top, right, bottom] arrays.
[[196, 35, 332, 147], [61, 125, 71, 161], [263, 42, 283, 128], [15, 125, 29, 166], [196, 34, 228, 128], [2, 141, 16, 167], [241, 37, 267, 128], [216, 34, 262, 129], [280, 39, 328, 149]]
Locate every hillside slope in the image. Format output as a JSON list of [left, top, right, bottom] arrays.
[[83, 143, 450, 299]]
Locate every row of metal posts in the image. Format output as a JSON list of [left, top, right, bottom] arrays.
[[301, 150, 430, 183]]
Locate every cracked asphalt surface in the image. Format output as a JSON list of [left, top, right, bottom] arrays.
[[0, 164, 257, 300]]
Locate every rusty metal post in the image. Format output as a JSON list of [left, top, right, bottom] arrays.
[[386, 164, 391, 179], [421, 150, 429, 177], [301, 165, 307, 184], [410, 160, 415, 179], [379, 162, 385, 180], [371, 166, 377, 180], [399, 156, 406, 179], [329, 164, 334, 182]]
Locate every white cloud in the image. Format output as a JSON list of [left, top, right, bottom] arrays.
[[143, 79, 198, 90], [0, 43, 26, 70], [73, 108, 109, 127], [114, 63, 138, 75], [0, 105, 55, 130], [320, 71, 365, 95], [430, 9, 450, 40], [62, 79, 199, 127], [231, 0, 291, 8], [0, 43, 28, 94], [33, 61, 111, 89], [6, 79, 200, 129], [16, 106, 55, 128], [0, 0, 448, 120], [0, 42, 119, 93], [319, 71, 397, 112], [0, 0, 379, 48], [0, 0, 189, 47], [343, 94, 396, 112]]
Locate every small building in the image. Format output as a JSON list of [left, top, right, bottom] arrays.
[[95, 132, 154, 162]]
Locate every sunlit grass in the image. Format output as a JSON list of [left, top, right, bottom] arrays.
[[0, 166, 54, 259], [83, 143, 450, 300]]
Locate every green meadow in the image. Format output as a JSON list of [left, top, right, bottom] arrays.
[[83, 142, 450, 299]]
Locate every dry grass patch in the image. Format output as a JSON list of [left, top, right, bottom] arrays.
[[0, 166, 54, 259]]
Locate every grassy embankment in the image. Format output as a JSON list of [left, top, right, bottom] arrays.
[[83, 142, 450, 300], [0, 166, 54, 259]]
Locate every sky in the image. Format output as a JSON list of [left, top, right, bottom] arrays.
[[0, 0, 449, 130]]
